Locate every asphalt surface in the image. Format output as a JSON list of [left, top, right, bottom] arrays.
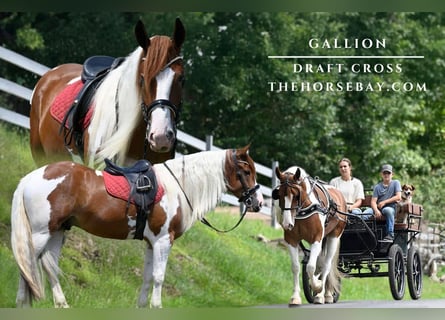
[[259, 298, 445, 308]]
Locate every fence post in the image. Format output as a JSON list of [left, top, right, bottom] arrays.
[[271, 160, 279, 228], [205, 135, 213, 151]]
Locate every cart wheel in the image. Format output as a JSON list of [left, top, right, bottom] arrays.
[[407, 245, 422, 300], [388, 244, 405, 300], [302, 261, 314, 303], [302, 262, 340, 304]]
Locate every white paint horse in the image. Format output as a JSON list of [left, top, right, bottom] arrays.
[[272, 166, 347, 306], [10, 146, 262, 308]]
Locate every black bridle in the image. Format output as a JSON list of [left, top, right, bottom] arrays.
[[200, 150, 260, 233], [139, 55, 183, 158], [163, 149, 260, 233], [140, 56, 183, 123], [141, 99, 180, 125], [230, 149, 261, 208], [272, 176, 330, 219]]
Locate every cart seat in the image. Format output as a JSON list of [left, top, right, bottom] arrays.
[[360, 195, 422, 231]]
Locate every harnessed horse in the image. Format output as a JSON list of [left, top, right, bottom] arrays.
[[272, 166, 347, 305], [11, 146, 262, 308], [30, 18, 185, 168]]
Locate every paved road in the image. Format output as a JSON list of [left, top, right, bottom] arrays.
[[260, 299, 445, 308]]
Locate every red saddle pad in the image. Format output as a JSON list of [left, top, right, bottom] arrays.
[[49, 79, 93, 129], [103, 171, 164, 204]]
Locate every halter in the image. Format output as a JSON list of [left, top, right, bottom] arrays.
[[163, 149, 260, 233]]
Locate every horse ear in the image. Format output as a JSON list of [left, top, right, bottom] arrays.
[[294, 168, 301, 181], [239, 144, 251, 155], [173, 17, 185, 50], [275, 166, 281, 178], [135, 19, 150, 52]]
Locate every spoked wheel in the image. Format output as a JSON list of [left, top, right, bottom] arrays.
[[302, 261, 314, 304], [302, 261, 340, 304], [388, 244, 405, 300], [407, 245, 423, 299]]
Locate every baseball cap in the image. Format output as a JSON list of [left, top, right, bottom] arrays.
[[381, 164, 393, 173]]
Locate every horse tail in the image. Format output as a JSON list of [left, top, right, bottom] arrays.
[[10, 177, 45, 301], [325, 240, 342, 296]]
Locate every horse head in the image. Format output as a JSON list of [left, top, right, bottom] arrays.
[[136, 18, 185, 153], [273, 166, 309, 230], [224, 145, 263, 212]]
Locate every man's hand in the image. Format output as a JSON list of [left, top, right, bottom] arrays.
[[374, 210, 382, 218]]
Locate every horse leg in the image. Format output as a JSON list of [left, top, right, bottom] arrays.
[[313, 237, 340, 304], [41, 231, 69, 308], [137, 245, 154, 308], [14, 230, 50, 307], [16, 275, 33, 307], [149, 234, 172, 308], [286, 244, 302, 306], [307, 240, 323, 296], [322, 237, 341, 304]]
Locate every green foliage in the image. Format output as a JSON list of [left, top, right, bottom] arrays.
[[0, 124, 36, 225], [16, 24, 44, 50]]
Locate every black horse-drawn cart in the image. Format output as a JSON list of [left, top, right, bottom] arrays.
[[301, 193, 423, 303]]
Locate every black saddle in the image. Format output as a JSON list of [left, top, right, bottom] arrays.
[[104, 158, 158, 240], [104, 158, 151, 175], [60, 55, 125, 160], [81, 55, 116, 82]]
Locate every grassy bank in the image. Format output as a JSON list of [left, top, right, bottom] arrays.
[[1, 122, 445, 308]]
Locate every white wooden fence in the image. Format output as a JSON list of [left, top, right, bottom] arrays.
[[0, 46, 278, 226]]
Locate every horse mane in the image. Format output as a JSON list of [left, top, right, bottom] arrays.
[[143, 36, 173, 82], [86, 48, 142, 167], [87, 35, 174, 168], [155, 150, 227, 232]]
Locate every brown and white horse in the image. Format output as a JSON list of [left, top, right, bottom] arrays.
[[272, 166, 347, 306], [10, 146, 262, 308], [30, 18, 185, 168]]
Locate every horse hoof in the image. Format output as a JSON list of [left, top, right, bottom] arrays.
[[288, 297, 302, 307], [324, 295, 334, 304], [55, 302, 70, 308], [313, 296, 325, 304]]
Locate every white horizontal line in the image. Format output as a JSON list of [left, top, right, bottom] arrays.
[[268, 55, 424, 59]]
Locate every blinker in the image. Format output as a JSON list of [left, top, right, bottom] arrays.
[[272, 188, 280, 200]]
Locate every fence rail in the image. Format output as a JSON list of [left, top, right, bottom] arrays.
[[0, 46, 278, 225]]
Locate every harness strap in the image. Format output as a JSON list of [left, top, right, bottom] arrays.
[[278, 175, 344, 221]]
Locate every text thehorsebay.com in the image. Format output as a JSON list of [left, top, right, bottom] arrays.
[[268, 38, 427, 93]]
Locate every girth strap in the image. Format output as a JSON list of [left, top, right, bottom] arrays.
[[104, 158, 158, 240]]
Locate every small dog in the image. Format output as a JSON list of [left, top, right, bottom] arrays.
[[396, 184, 415, 224]]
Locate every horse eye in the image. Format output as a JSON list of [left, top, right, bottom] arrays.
[[178, 75, 185, 86], [244, 170, 251, 176]]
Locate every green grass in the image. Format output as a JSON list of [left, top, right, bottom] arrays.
[[1, 122, 445, 308]]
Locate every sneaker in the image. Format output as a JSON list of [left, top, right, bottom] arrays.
[[382, 235, 394, 242]]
